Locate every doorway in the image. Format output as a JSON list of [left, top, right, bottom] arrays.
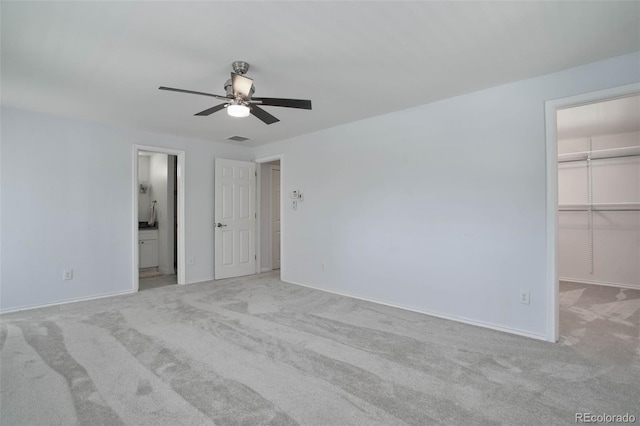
[[271, 165, 281, 270], [256, 155, 284, 277], [545, 83, 640, 342], [133, 145, 186, 291], [555, 95, 640, 349]]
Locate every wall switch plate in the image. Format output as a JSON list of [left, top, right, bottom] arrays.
[[292, 200, 298, 210], [298, 193, 304, 202], [187, 257, 195, 265], [321, 262, 326, 271], [520, 290, 530, 305], [63, 269, 73, 280]]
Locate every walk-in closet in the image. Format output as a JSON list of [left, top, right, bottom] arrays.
[[557, 95, 640, 289], [557, 95, 640, 347]]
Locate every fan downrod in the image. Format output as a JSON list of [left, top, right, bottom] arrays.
[[232, 61, 250, 75]]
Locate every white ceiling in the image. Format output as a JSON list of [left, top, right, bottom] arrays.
[[2, 1, 639, 147], [557, 95, 640, 139]]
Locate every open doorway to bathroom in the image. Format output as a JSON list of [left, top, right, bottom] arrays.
[[137, 150, 178, 291]]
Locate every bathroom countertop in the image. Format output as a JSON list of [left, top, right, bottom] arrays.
[[138, 222, 158, 230]]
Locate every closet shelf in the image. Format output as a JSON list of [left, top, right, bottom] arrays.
[[559, 202, 640, 212], [558, 146, 640, 163]]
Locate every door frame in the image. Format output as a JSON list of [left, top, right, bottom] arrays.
[[544, 83, 639, 342], [132, 144, 186, 291], [255, 154, 284, 275]]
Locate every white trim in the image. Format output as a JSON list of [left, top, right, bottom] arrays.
[[283, 279, 547, 342], [158, 267, 175, 275], [0, 290, 135, 315], [261, 267, 273, 273], [560, 277, 640, 291], [544, 83, 640, 343], [255, 154, 283, 164], [133, 145, 186, 293], [255, 154, 284, 277], [185, 277, 214, 285]]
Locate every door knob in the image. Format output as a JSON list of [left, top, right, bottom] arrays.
[[216, 223, 227, 228]]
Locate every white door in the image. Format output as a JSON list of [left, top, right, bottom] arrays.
[[271, 167, 281, 270], [214, 158, 256, 279]]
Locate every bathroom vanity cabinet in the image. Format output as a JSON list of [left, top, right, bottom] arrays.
[[139, 229, 159, 268]]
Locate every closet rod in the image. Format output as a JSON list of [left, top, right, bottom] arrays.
[[558, 202, 640, 212], [557, 146, 640, 163], [558, 153, 640, 164], [559, 208, 640, 212]]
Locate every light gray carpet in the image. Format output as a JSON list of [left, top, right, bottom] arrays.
[[559, 281, 640, 364], [1, 274, 638, 425]]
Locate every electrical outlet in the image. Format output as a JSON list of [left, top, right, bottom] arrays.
[[321, 262, 326, 271], [292, 200, 297, 210], [187, 257, 195, 265], [520, 290, 530, 305], [63, 269, 73, 280]]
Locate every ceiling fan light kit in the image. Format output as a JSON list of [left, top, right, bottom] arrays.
[[227, 101, 250, 118], [159, 61, 312, 125]]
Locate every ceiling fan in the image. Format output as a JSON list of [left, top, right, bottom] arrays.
[[159, 61, 312, 125]]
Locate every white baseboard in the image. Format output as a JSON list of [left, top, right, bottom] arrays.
[[282, 279, 548, 342], [559, 277, 639, 290], [158, 267, 175, 275], [184, 276, 214, 285], [260, 267, 273, 273], [0, 289, 136, 315]]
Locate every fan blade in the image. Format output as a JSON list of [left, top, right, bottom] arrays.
[[250, 97, 312, 110], [250, 105, 280, 125], [231, 73, 253, 98], [159, 86, 229, 101], [194, 103, 227, 116]]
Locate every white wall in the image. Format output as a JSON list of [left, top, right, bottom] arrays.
[[558, 132, 640, 288], [253, 52, 640, 340], [0, 107, 252, 311], [137, 155, 151, 222]]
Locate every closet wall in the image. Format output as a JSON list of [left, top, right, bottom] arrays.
[[558, 97, 640, 289]]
